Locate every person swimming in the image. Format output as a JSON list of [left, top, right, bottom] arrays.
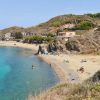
[[32, 65, 35, 69], [32, 64, 37, 69]]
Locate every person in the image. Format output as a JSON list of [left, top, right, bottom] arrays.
[[32, 65, 35, 69], [32, 65, 34, 69], [50, 64, 52, 67], [77, 66, 84, 73]]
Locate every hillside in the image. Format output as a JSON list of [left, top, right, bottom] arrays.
[[26, 14, 97, 34], [0, 13, 100, 54], [0, 13, 100, 34], [32, 82, 100, 100], [0, 26, 25, 35]]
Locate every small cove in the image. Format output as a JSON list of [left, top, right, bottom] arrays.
[[0, 47, 59, 100]]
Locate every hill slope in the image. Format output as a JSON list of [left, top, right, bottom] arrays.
[[1, 13, 100, 34]]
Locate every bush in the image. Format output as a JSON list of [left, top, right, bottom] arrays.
[[14, 32, 23, 39], [24, 36, 54, 43], [47, 33, 55, 37], [78, 21, 93, 30], [52, 21, 61, 27], [87, 13, 100, 18]]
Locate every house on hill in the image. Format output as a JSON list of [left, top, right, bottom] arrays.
[[56, 31, 76, 41], [22, 32, 33, 37], [4, 32, 15, 40], [4, 31, 35, 40]]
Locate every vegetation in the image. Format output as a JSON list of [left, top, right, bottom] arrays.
[[14, 32, 23, 39], [1, 13, 99, 35], [0, 26, 24, 34], [78, 21, 94, 30], [24, 36, 55, 43], [28, 70, 100, 100], [86, 13, 100, 18], [47, 32, 55, 37], [52, 21, 62, 27], [30, 82, 100, 100]]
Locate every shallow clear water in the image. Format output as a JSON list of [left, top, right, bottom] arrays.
[[0, 47, 59, 100]]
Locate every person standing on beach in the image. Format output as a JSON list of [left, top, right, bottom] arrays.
[[50, 64, 52, 67]]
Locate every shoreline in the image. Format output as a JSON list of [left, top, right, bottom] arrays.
[[0, 41, 38, 53], [38, 55, 67, 83], [0, 41, 66, 83], [1, 41, 100, 100], [0, 41, 100, 84]]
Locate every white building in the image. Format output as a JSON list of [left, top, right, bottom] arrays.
[[4, 33, 14, 40], [56, 31, 76, 41], [21, 32, 33, 37]]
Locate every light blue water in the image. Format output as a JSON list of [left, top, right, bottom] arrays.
[[0, 47, 59, 100]]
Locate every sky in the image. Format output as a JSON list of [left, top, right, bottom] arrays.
[[0, 0, 100, 29]]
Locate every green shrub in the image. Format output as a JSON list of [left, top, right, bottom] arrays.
[[87, 13, 100, 18], [78, 21, 93, 30], [24, 36, 54, 43], [52, 21, 61, 27], [47, 33, 55, 37], [14, 32, 23, 39]]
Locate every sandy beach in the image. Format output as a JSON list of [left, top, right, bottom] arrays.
[[0, 41, 38, 52], [39, 54, 100, 83], [0, 41, 100, 83]]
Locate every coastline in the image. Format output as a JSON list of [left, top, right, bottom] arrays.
[[0, 41, 38, 53], [0, 41, 100, 84], [0, 41, 66, 83], [38, 55, 67, 83], [1, 41, 100, 100]]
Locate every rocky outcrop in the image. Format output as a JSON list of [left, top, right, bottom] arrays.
[[65, 29, 100, 54], [93, 71, 100, 82], [65, 40, 80, 52]]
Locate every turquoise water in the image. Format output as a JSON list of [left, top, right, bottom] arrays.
[[0, 47, 59, 100]]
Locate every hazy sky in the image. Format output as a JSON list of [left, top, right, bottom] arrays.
[[0, 0, 99, 29]]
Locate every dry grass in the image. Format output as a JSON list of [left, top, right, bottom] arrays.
[[28, 82, 100, 100], [28, 70, 100, 100]]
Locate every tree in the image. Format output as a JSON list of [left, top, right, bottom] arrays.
[[52, 21, 61, 27], [78, 21, 93, 30], [87, 13, 100, 18], [15, 32, 23, 39], [47, 33, 55, 37]]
